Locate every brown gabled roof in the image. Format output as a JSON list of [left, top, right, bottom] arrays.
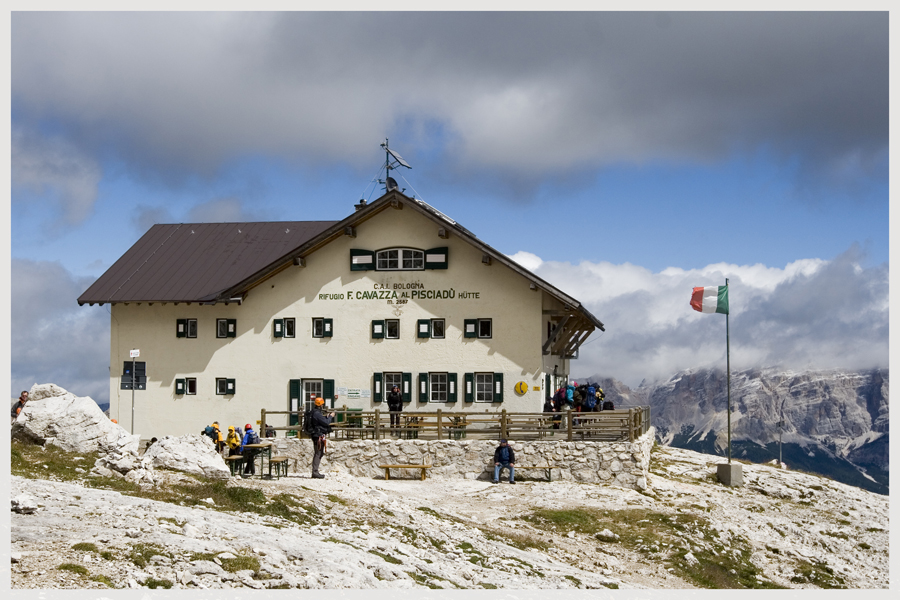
[[77, 221, 337, 305]]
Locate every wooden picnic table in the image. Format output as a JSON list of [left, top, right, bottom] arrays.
[[242, 442, 274, 478]]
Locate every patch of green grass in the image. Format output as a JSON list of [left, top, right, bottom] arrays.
[[417, 506, 442, 519], [858, 542, 871, 550], [127, 543, 170, 568], [221, 554, 261, 574], [836, 519, 852, 526], [189, 551, 218, 562], [840, 511, 850, 517], [480, 582, 497, 589], [602, 582, 620, 589], [326, 494, 347, 505], [400, 526, 418, 542], [90, 574, 114, 587], [382, 509, 395, 517], [57, 563, 89, 575], [823, 531, 849, 540], [369, 549, 402, 564], [11, 440, 100, 482], [865, 527, 883, 533], [790, 559, 846, 588], [100, 551, 116, 561], [142, 577, 173, 589], [426, 536, 445, 549], [564, 575, 582, 586], [71, 542, 99, 553], [458, 542, 474, 550], [809, 485, 824, 491]]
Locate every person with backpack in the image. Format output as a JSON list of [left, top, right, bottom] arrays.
[[226, 426, 242, 456], [241, 423, 261, 477], [308, 397, 334, 479], [492, 439, 516, 484]]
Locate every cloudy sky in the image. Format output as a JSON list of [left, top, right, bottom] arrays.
[[9, 11, 889, 401]]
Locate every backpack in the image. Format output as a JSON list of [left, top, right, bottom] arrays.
[[602, 400, 615, 411], [202, 426, 217, 441], [303, 408, 315, 437], [246, 430, 260, 445], [583, 386, 597, 410]]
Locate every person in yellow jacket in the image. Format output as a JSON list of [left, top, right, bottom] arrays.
[[225, 425, 242, 456]]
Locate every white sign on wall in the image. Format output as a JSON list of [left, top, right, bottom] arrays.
[[347, 388, 361, 399], [130, 349, 140, 358]]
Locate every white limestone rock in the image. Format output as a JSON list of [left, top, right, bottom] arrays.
[[143, 434, 230, 480], [11, 494, 38, 514], [12, 383, 140, 456]]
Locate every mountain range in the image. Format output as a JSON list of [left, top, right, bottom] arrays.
[[588, 367, 889, 495]]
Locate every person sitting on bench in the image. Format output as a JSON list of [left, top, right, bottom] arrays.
[[492, 439, 516, 484]]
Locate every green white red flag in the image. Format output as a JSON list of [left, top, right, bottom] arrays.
[[691, 286, 729, 314]]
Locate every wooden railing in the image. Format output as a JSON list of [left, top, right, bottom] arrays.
[[260, 406, 651, 443]]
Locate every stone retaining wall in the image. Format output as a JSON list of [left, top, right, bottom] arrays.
[[269, 427, 655, 490]]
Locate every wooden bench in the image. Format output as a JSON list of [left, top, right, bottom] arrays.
[[513, 465, 560, 482], [225, 455, 244, 477], [269, 456, 289, 478], [377, 464, 432, 480]]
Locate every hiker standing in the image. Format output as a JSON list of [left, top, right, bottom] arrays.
[[309, 397, 334, 479], [241, 424, 261, 476], [226, 426, 242, 456]]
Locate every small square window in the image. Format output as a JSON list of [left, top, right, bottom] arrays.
[[430, 372, 448, 402], [186, 319, 197, 338], [431, 319, 445, 339], [478, 318, 492, 338], [186, 378, 197, 395], [386, 319, 399, 339], [216, 378, 228, 394], [284, 318, 295, 338], [217, 319, 228, 338], [312, 318, 325, 338]]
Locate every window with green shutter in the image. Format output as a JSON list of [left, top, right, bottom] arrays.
[[464, 373, 474, 402], [417, 319, 431, 338], [175, 378, 185, 394], [448, 373, 458, 403], [424, 247, 449, 270], [350, 248, 375, 271], [419, 373, 428, 402], [402, 372, 412, 402], [289, 379, 301, 426], [177, 319, 187, 338], [372, 320, 385, 339], [227, 319, 237, 338], [464, 319, 477, 338], [273, 319, 284, 338], [323, 318, 333, 337], [324, 380, 334, 407], [493, 373, 503, 402], [373, 372, 383, 402]]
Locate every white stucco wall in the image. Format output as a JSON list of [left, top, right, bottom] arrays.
[[108, 205, 575, 438]]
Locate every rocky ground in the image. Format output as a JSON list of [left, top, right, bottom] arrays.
[[10, 443, 889, 590]]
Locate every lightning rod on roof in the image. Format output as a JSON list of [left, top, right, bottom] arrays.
[[379, 138, 411, 193]]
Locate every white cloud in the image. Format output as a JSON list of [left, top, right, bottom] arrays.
[[526, 246, 887, 387], [11, 128, 102, 226]]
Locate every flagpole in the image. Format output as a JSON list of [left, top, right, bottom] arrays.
[[725, 278, 731, 464]]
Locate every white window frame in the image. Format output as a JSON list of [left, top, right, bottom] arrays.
[[185, 377, 197, 395], [430, 372, 448, 403], [478, 318, 492, 339], [431, 319, 445, 339], [384, 372, 403, 394], [312, 318, 325, 338], [386, 319, 400, 339], [284, 318, 295, 338], [376, 248, 425, 271], [475, 372, 494, 402]]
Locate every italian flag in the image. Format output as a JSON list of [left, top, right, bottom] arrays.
[[691, 286, 729, 314]]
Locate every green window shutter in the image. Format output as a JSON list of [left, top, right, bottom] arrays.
[[373, 372, 383, 402], [273, 318, 284, 338], [324, 379, 335, 408], [493, 373, 503, 402], [545, 373, 551, 400], [424, 247, 449, 270], [417, 319, 431, 338], [227, 319, 237, 338], [176, 319, 186, 338], [464, 373, 474, 402], [350, 248, 375, 271], [372, 319, 385, 339], [175, 379, 185, 394], [463, 319, 477, 338], [419, 373, 428, 402], [448, 373, 458, 403], [402, 372, 412, 402], [289, 379, 301, 426], [227, 378, 236, 395], [324, 318, 333, 337]]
